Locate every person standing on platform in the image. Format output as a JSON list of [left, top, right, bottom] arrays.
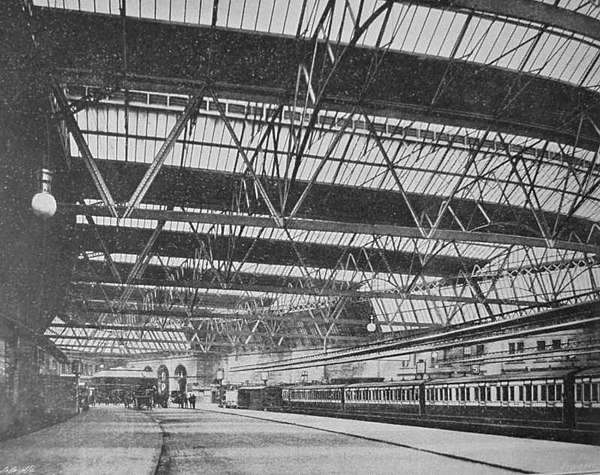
[[189, 393, 196, 409]]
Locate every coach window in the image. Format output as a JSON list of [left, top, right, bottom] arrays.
[[508, 343, 515, 354], [584, 382, 591, 402], [556, 384, 562, 400], [541, 384, 547, 401], [509, 386, 515, 402], [548, 384, 556, 402], [593, 382, 599, 401], [525, 384, 532, 402], [502, 386, 509, 402]]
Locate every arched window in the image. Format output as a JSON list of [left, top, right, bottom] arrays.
[[174, 365, 187, 392]]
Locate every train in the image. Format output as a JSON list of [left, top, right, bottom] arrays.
[[237, 367, 600, 444]]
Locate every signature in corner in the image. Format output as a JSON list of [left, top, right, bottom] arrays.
[[0, 466, 36, 474]]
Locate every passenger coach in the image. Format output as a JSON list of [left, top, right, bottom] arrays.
[[280, 367, 600, 443]]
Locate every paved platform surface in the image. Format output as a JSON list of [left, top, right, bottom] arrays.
[[199, 404, 600, 475], [0, 405, 598, 474], [0, 406, 162, 475], [151, 404, 600, 475]]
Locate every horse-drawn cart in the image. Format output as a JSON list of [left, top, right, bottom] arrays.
[[133, 389, 154, 409]]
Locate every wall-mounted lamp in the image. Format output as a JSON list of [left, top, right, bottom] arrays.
[[366, 315, 377, 333], [31, 168, 57, 218]]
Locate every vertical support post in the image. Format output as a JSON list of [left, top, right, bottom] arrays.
[[216, 368, 224, 407]]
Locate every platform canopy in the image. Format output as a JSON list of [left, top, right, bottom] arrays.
[[16, 0, 600, 357]]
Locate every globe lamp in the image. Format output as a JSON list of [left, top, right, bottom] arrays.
[[31, 168, 57, 218]]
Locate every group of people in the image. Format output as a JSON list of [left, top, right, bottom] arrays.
[[175, 392, 196, 409]]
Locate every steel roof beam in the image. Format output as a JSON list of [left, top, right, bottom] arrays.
[[407, 0, 600, 42], [62, 203, 600, 255], [68, 299, 438, 328], [70, 224, 477, 277], [47, 332, 362, 343], [36, 8, 600, 150], [77, 260, 352, 292], [51, 83, 118, 218], [123, 95, 203, 219], [72, 280, 542, 307], [49, 323, 186, 332]]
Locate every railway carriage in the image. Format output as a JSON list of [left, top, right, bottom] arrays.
[[277, 367, 600, 443], [344, 380, 425, 421], [574, 367, 600, 432], [423, 370, 574, 433], [282, 384, 345, 414], [238, 385, 284, 410]]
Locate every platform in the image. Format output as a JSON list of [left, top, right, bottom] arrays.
[[0, 406, 162, 475], [0, 404, 598, 474]]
